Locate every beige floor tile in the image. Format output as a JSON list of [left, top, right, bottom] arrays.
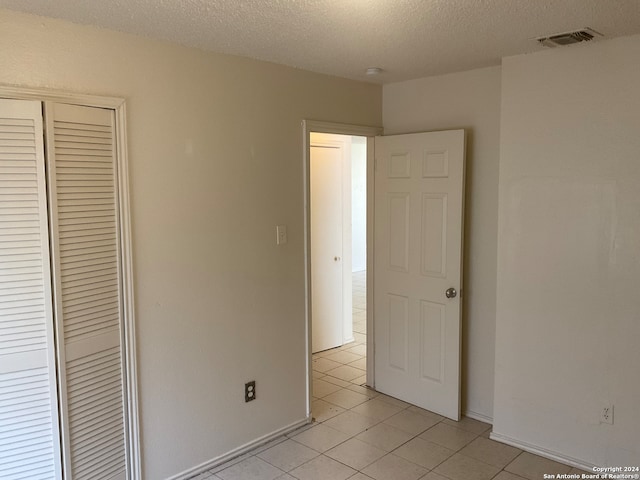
[[290, 424, 350, 452], [311, 370, 325, 379], [289, 455, 356, 480], [325, 350, 363, 365], [274, 474, 296, 480], [323, 410, 380, 436], [384, 409, 441, 435], [351, 374, 368, 385], [351, 398, 404, 422], [216, 456, 285, 480], [353, 312, 367, 323], [349, 357, 368, 370], [353, 322, 367, 334], [345, 384, 378, 399], [312, 357, 342, 373], [325, 365, 365, 381], [375, 393, 411, 408], [257, 439, 319, 472], [312, 378, 343, 398], [347, 474, 375, 480], [458, 437, 521, 468], [505, 452, 572, 480], [492, 472, 529, 480], [321, 375, 352, 388], [325, 438, 387, 470], [392, 437, 455, 470], [353, 332, 367, 344], [434, 452, 500, 480], [356, 422, 413, 452], [443, 416, 491, 435], [346, 344, 367, 356], [420, 473, 449, 480], [361, 453, 428, 480], [323, 388, 370, 409], [407, 406, 444, 423], [311, 399, 345, 422], [419, 423, 478, 451]]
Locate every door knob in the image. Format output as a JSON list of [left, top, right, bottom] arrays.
[[445, 287, 457, 299]]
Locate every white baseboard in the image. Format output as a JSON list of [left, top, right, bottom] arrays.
[[167, 417, 311, 480], [490, 431, 596, 472], [463, 410, 493, 424]]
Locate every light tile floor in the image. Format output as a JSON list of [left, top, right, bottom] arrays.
[[191, 272, 586, 480]]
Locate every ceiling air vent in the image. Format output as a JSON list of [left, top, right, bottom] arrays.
[[537, 28, 602, 48]]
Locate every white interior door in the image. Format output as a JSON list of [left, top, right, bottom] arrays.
[[310, 143, 344, 353], [374, 130, 465, 420], [45, 102, 129, 480], [0, 98, 62, 480]]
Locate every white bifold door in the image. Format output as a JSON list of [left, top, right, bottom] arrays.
[[374, 130, 465, 420], [0, 98, 131, 480]]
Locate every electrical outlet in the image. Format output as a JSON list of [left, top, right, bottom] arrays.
[[245, 381, 256, 402], [601, 404, 614, 424]]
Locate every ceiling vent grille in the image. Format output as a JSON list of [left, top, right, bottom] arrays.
[[537, 28, 602, 48]]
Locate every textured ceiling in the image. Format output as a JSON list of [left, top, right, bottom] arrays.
[[2, 0, 639, 83]]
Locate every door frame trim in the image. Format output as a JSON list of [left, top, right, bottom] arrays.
[[302, 120, 382, 418], [0, 84, 142, 480]]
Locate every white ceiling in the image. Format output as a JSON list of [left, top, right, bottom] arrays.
[[2, 0, 639, 84]]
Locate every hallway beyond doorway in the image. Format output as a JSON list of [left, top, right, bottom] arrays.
[[311, 270, 368, 410]]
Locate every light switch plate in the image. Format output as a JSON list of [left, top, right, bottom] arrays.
[[276, 225, 287, 245]]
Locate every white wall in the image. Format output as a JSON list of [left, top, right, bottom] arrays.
[[0, 9, 382, 479], [494, 35, 640, 467], [383, 66, 502, 421], [351, 136, 367, 272]]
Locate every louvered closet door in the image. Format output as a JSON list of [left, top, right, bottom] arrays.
[[45, 103, 128, 480], [0, 99, 62, 479]]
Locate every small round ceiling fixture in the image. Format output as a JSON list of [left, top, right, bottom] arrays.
[[365, 67, 384, 76]]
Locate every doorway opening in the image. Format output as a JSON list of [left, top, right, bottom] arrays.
[[302, 121, 382, 420], [309, 133, 367, 361], [304, 121, 465, 422]]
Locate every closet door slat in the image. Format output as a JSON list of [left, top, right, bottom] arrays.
[[0, 99, 61, 480], [47, 102, 128, 480]]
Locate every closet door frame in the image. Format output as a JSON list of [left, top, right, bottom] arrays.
[[0, 85, 141, 480]]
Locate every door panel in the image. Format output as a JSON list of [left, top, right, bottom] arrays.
[[0, 98, 62, 480], [310, 144, 344, 353], [374, 130, 465, 420], [45, 102, 128, 480]]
